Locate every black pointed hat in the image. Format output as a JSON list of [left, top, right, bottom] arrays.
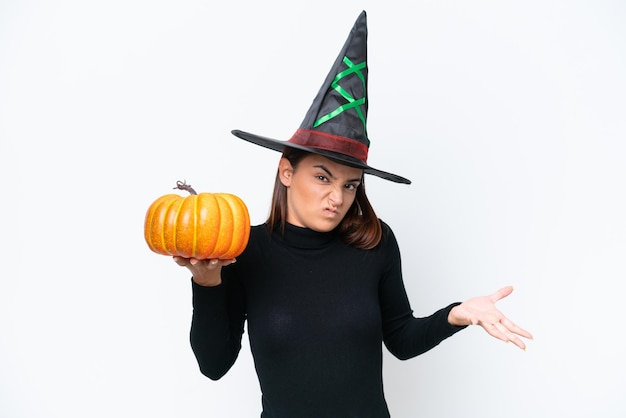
[[232, 10, 411, 184]]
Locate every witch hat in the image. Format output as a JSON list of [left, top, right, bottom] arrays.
[[231, 10, 411, 184]]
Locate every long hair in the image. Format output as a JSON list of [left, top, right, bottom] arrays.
[[266, 147, 382, 250]]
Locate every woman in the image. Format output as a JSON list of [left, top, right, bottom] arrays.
[[175, 148, 531, 417], [174, 11, 532, 417]]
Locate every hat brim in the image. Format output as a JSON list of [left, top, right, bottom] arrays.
[[231, 129, 411, 184]]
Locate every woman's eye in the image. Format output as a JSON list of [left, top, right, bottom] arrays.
[[345, 183, 358, 191], [316, 175, 329, 182]]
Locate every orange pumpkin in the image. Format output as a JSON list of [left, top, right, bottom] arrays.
[[144, 181, 251, 260]]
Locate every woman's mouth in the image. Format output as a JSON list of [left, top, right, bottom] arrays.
[[323, 207, 339, 217]]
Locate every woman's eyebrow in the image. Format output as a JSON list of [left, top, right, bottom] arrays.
[[314, 164, 334, 178], [314, 164, 361, 183]]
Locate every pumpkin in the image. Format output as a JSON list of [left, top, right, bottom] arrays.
[[144, 181, 251, 260]]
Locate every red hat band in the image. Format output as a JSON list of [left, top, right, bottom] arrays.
[[288, 129, 369, 163]]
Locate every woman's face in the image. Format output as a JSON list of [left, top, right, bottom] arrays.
[[279, 153, 363, 232]]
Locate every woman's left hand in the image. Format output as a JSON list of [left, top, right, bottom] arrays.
[[448, 286, 533, 350]]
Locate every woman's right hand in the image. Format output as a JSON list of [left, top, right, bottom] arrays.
[[172, 256, 236, 287]]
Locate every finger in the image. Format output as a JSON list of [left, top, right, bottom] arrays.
[[502, 329, 527, 350], [502, 331, 527, 350], [477, 319, 518, 347], [205, 258, 237, 269], [481, 321, 510, 344], [494, 320, 530, 350], [500, 317, 534, 340], [222, 258, 237, 267], [173, 256, 189, 266], [494, 322, 526, 350], [489, 285, 514, 303], [191, 258, 209, 266]]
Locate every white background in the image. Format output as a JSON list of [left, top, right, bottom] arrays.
[[1, 1, 625, 417]]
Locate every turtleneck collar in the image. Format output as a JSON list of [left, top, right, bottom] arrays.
[[272, 222, 339, 249]]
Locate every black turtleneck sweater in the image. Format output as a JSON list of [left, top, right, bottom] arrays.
[[190, 221, 465, 417]]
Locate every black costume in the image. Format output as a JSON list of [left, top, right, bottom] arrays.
[[190, 221, 466, 417]]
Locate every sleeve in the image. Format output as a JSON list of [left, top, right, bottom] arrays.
[[378, 223, 467, 360], [189, 270, 246, 380]]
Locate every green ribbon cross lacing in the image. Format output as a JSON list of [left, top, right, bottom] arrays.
[[313, 56, 367, 130]]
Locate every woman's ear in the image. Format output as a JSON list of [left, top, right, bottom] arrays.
[[278, 158, 294, 187]]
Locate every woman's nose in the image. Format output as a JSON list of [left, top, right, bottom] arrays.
[[329, 186, 343, 207]]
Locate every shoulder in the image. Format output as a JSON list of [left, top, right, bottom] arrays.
[[250, 223, 270, 237], [379, 219, 393, 233], [245, 223, 270, 245], [365, 218, 400, 255], [243, 223, 273, 250], [379, 219, 397, 242], [226, 224, 269, 268]]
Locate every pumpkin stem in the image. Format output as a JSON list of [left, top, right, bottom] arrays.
[[174, 180, 197, 195]]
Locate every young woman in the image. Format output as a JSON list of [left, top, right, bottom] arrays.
[[173, 147, 532, 416], [173, 10, 532, 417]]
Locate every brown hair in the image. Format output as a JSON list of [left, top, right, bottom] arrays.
[[266, 147, 382, 249]]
